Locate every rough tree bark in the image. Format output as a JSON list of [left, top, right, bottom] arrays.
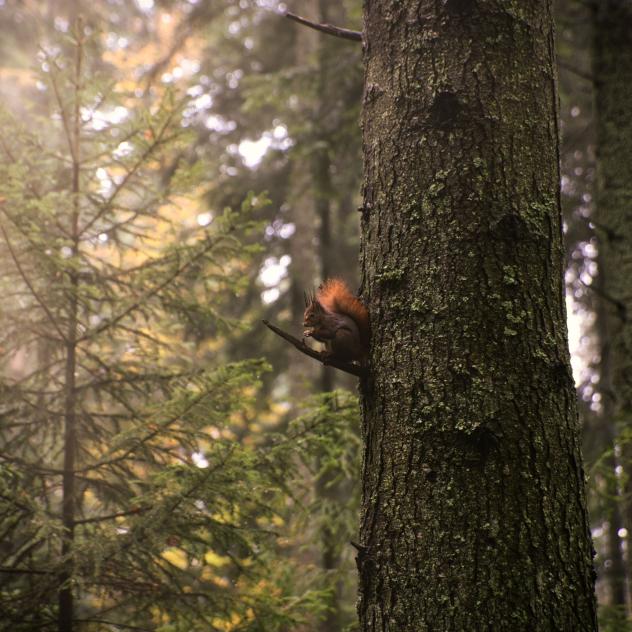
[[358, 1, 597, 629], [593, 0, 632, 614]]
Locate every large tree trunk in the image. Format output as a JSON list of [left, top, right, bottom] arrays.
[[358, 1, 597, 629], [593, 0, 632, 615]]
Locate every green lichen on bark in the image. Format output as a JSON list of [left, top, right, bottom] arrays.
[[358, 1, 597, 629]]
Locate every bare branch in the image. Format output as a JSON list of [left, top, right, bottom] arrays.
[[558, 59, 594, 83], [74, 621, 152, 632], [73, 507, 145, 526], [143, 27, 192, 90], [262, 320, 365, 378], [580, 279, 628, 322], [0, 566, 54, 575], [284, 11, 362, 42]]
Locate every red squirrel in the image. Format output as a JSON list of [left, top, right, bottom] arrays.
[[303, 278, 369, 364]]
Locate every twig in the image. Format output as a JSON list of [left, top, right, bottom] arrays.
[[262, 320, 365, 378], [284, 11, 362, 42]]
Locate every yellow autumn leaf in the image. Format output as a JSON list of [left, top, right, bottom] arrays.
[[150, 605, 170, 625], [204, 551, 231, 567], [211, 612, 242, 631], [211, 576, 230, 589], [162, 547, 187, 570], [200, 566, 214, 582]]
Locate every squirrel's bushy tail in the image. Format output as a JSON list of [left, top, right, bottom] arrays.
[[317, 278, 370, 345]]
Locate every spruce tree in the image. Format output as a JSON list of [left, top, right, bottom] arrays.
[[0, 20, 350, 631]]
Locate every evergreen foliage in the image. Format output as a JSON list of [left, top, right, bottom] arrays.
[[0, 21, 359, 631]]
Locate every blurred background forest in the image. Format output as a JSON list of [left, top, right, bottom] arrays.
[[0, 0, 628, 630]]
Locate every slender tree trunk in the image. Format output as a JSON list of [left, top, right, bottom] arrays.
[[285, 10, 340, 626], [313, 143, 335, 394], [58, 25, 83, 632], [311, 4, 348, 629], [358, 2, 597, 629], [593, 255, 627, 613], [313, 0, 334, 396], [601, 422, 627, 610], [593, 0, 632, 615], [288, 0, 320, 398]]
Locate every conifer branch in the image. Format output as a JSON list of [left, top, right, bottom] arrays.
[[0, 222, 68, 343], [284, 12, 362, 42], [75, 348, 145, 423], [78, 121, 179, 238], [262, 320, 365, 378], [77, 236, 219, 344], [0, 451, 63, 474], [73, 385, 212, 473], [0, 136, 70, 238]]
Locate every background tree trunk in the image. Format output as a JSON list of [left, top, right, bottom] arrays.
[[593, 283, 627, 613], [287, 0, 320, 400], [358, 1, 597, 629], [593, 0, 632, 616]]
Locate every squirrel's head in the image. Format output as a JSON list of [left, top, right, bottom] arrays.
[[302, 290, 326, 336]]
